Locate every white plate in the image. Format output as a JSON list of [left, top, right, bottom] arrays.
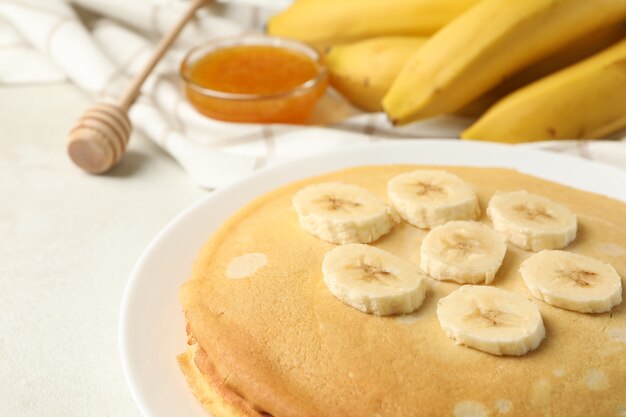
[[119, 139, 626, 417]]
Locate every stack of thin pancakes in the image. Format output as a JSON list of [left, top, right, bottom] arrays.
[[179, 166, 626, 417]]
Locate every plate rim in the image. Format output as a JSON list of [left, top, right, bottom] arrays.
[[119, 139, 626, 417]]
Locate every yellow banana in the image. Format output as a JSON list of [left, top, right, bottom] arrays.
[[383, 0, 626, 125], [326, 37, 427, 112], [267, 0, 479, 49], [461, 37, 626, 143]]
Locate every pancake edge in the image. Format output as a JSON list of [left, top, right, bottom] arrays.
[[177, 339, 264, 417]]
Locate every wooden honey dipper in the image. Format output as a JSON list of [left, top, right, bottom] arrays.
[[68, 0, 207, 174]]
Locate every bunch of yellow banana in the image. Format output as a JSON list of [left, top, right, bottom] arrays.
[[324, 24, 626, 117], [383, 0, 626, 122], [269, 0, 626, 142]]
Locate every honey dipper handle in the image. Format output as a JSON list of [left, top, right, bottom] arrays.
[[68, 0, 208, 174], [118, 0, 208, 111]]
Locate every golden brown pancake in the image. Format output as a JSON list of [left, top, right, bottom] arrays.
[[178, 165, 626, 417]]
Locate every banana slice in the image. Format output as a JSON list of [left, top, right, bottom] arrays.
[[293, 182, 399, 244], [437, 285, 545, 356], [420, 221, 507, 284], [387, 170, 480, 229], [519, 250, 622, 313], [322, 244, 427, 316], [487, 190, 577, 251]]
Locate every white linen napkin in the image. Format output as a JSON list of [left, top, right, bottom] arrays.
[[0, 19, 65, 84], [1, 0, 624, 189]]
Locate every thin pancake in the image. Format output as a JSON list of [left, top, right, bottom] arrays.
[[180, 165, 626, 417]]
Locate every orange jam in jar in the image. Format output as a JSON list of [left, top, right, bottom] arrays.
[[180, 35, 328, 124]]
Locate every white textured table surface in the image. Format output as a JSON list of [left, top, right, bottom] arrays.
[[0, 83, 206, 416]]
